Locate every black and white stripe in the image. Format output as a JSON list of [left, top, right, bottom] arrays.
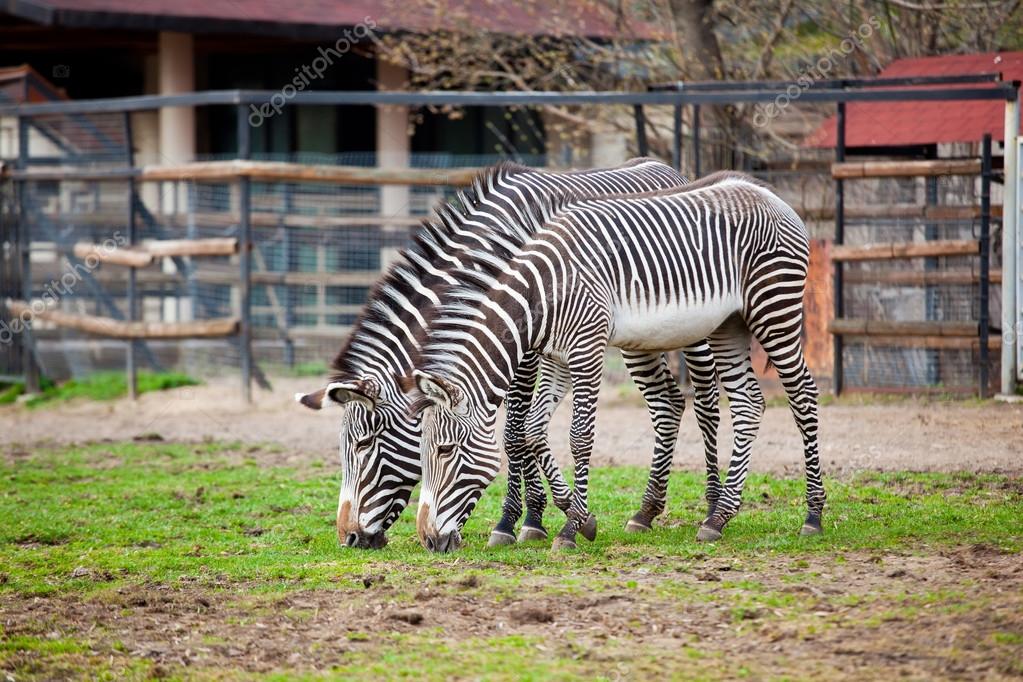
[[410, 172, 824, 550], [299, 159, 725, 550]]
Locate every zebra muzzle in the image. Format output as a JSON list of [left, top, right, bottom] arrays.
[[423, 530, 462, 553]]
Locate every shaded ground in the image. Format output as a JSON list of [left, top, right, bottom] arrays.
[[1, 377, 1021, 475], [2, 550, 1021, 679]]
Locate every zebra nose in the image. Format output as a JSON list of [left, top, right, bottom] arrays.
[[424, 534, 437, 552], [345, 532, 360, 548]]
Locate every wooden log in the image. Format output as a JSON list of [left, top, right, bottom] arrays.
[[840, 333, 1000, 350], [144, 237, 238, 258], [5, 299, 238, 339], [802, 204, 1002, 221], [843, 268, 1002, 286], [829, 318, 979, 337], [139, 161, 480, 187], [831, 159, 982, 179], [831, 239, 978, 262], [72, 242, 153, 268]]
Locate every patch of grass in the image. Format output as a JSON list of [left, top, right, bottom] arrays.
[[0, 441, 1021, 600], [17, 371, 199, 408]]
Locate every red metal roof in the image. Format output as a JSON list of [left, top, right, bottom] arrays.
[[804, 51, 1023, 148], [5, 0, 643, 39]]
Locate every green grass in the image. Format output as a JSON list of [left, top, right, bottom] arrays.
[[1, 371, 199, 408], [0, 442, 1020, 598], [1, 441, 1021, 680]]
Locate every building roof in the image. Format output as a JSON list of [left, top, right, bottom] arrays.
[[2, 0, 641, 40], [0, 64, 68, 104], [804, 51, 1023, 148]]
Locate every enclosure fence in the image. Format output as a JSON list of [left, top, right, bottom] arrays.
[[0, 79, 1019, 399]]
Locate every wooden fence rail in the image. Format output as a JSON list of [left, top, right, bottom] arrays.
[[831, 239, 979, 262], [5, 300, 238, 339]]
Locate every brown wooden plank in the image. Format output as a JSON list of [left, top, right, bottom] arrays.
[[5, 299, 238, 339], [831, 239, 979, 262], [139, 161, 480, 187], [843, 268, 1002, 286], [803, 204, 1002, 221], [144, 238, 238, 258], [840, 333, 1000, 350], [831, 159, 982, 179], [829, 318, 979, 337], [72, 242, 153, 268]]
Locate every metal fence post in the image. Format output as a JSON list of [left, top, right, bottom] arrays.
[[978, 134, 992, 398], [17, 116, 39, 393], [671, 104, 682, 172], [692, 104, 702, 177], [833, 101, 846, 396], [124, 111, 138, 399], [632, 104, 649, 157], [237, 104, 253, 403], [1003, 85, 1020, 396]]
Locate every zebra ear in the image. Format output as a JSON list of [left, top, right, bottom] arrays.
[[295, 380, 378, 412], [326, 380, 379, 411], [411, 370, 463, 412]]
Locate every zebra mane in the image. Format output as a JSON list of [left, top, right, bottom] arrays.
[[611, 170, 771, 201], [330, 163, 572, 383]]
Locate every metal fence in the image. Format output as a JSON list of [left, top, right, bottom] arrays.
[[0, 79, 1019, 399]]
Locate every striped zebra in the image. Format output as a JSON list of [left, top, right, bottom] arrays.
[[409, 171, 823, 551], [297, 159, 724, 550]]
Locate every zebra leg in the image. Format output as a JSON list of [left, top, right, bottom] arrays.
[[754, 332, 825, 536], [698, 323, 764, 542], [551, 348, 604, 552], [521, 359, 599, 542], [489, 354, 541, 548], [682, 343, 723, 520], [621, 351, 685, 533]]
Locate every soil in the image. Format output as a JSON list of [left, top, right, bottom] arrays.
[[2, 550, 1020, 679], [1, 377, 1021, 475]]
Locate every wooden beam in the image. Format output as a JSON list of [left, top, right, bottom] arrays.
[[72, 242, 153, 268], [144, 237, 238, 258], [829, 318, 979, 337], [843, 268, 1002, 286], [840, 333, 1000, 350], [831, 239, 979, 262], [5, 300, 238, 339], [138, 161, 480, 187], [831, 159, 982, 179], [802, 204, 1002, 221]]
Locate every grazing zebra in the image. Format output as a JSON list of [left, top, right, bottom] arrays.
[[297, 159, 724, 550], [408, 171, 823, 551]]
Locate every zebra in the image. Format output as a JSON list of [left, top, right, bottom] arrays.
[[296, 159, 725, 550], [408, 171, 823, 551]]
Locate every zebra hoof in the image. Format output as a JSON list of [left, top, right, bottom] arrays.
[[516, 525, 548, 543], [624, 517, 652, 533], [551, 536, 577, 552], [487, 529, 516, 547], [696, 524, 722, 542], [579, 514, 598, 542], [799, 521, 823, 536]]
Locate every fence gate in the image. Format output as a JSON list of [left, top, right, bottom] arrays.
[[830, 136, 998, 397]]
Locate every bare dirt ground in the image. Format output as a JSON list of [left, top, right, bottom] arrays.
[[1, 376, 1021, 475], [2, 549, 1021, 679]]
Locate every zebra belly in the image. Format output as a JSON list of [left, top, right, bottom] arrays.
[[609, 295, 742, 351]]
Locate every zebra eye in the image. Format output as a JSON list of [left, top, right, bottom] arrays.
[[436, 443, 456, 458], [355, 436, 374, 452]]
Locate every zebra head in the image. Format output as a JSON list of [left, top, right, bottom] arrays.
[[407, 370, 500, 553], [297, 377, 418, 550]]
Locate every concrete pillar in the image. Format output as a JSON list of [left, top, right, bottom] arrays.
[[590, 131, 628, 169], [376, 59, 410, 218], [158, 32, 196, 166]]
